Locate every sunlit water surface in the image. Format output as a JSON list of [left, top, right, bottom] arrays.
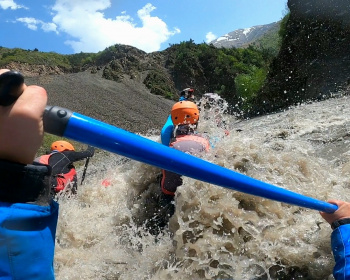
[[54, 95, 350, 280]]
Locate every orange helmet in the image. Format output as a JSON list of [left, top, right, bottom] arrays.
[[171, 101, 199, 126], [51, 140, 75, 152]]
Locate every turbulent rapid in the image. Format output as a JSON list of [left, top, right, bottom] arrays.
[[53, 94, 350, 280]]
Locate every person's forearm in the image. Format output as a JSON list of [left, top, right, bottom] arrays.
[[65, 150, 93, 162]]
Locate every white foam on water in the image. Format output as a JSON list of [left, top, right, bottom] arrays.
[[55, 95, 350, 279]]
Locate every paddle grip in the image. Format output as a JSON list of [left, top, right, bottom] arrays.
[[43, 106, 73, 136], [0, 71, 24, 106], [0, 71, 72, 134]]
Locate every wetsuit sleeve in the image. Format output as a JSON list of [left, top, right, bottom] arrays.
[[0, 159, 52, 205], [161, 115, 174, 146], [331, 224, 350, 280], [63, 147, 94, 162]]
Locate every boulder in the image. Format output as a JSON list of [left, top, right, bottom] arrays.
[[253, 0, 350, 115]]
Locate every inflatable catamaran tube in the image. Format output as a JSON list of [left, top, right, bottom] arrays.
[[43, 106, 338, 213]]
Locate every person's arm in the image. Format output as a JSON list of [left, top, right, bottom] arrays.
[[161, 115, 174, 146], [0, 70, 47, 164], [63, 146, 95, 162], [0, 69, 52, 205], [320, 200, 350, 280], [0, 70, 58, 278]]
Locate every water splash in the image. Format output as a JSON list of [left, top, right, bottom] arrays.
[[55, 95, 350, 279]]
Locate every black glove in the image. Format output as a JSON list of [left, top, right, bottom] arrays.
[[87, 146, 95, 157]]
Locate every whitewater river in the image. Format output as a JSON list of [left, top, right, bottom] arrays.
[[54, 95, 350, 280]]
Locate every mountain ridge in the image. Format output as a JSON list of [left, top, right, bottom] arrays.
[[4, 0, 349, 131], [210, 21, 280, 49], [1, 39, 274, 119]]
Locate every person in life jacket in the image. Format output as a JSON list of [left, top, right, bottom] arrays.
[[35, 140, 95, 195], [320, 199, 350, 280], [155, 101, 210, 230], [179, 88, 195, 102], [161, 88, 195, 146], [0, 69, 58, 279]]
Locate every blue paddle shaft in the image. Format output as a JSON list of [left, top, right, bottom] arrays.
[[43, 106, 338, 213]]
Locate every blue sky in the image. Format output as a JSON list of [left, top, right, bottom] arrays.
[[0, 0, 288, 55]]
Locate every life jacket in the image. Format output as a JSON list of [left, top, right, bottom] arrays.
[[36, 153, 77, 193], [161, 115, 174, 146], [169, 134, 210, 152], [161, 134, 210, 196], [55, 168, 77, 192], [0, 200, 59, 279], [36, 154, 50, 165]]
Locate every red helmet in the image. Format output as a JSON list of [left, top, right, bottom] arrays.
[[171, 101, 199, 126], [51, 140, 75, 152]]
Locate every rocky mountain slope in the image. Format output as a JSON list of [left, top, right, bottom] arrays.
[[26, 69, 174, 135], [5, 0, 350, 127], [5, 40, 273, 125]]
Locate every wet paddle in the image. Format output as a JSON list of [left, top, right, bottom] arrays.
[[80, 156, 90, 185], [0, 70, 338, 213], [43, 105, 338, 213]]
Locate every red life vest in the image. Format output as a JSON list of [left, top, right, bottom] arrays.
[[36, 154, 77, 193], [54, 168, 77, 192], [169, 134, 210, 152]]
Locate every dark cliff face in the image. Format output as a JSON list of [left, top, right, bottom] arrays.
[[253, 0, 350, 115]]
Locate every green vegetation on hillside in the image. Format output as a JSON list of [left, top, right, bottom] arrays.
[[144, 70, 175, 99], [165, 40, 275, 114], [0, 47, 71, 69], [252, 24, 282, 57], [0, 47, 96, 70]]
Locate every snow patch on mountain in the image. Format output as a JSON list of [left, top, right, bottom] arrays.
[[209, 22, 279, 48]]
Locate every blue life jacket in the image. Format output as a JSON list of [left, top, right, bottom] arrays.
[[161, 115, 174, 146], [331, 224, 350, 280], [0, 201, 59, 279]]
